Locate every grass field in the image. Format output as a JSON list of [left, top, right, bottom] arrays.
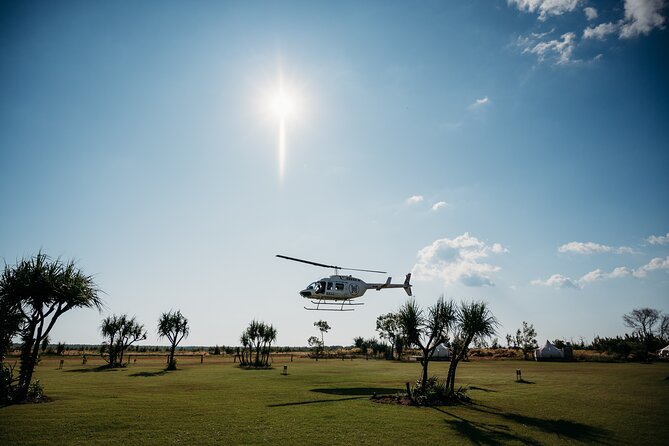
[[2, 355, 668, 445]]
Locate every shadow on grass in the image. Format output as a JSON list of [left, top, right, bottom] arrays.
[[128, 370, 168, 377], [469, 386, 498, 393], [268, 396, 365, 407], [65, 366, 118, 373], [311, 387, 402, 396], [439, 403, 612, 444], [437, 409, 542, 446], [515, 379, 535, 384]]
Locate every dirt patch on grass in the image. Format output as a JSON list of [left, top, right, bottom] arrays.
[[370, 394, 413, 405]]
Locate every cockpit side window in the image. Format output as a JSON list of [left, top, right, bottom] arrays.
[[327, 282, 333, 291], [335, 283, 344, 291]]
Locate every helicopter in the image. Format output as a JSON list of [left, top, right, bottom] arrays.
[[276, 254, 412, 311]]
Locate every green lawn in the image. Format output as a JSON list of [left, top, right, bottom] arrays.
[[2, 356, 668, 445]]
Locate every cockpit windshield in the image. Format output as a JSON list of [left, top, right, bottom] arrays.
[[306, 282, 326, 293]]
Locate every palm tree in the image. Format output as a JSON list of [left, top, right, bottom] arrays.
[[100, 314, 146, 367], [239, 332, 251, 365], [398, 297, 456, 392], [0, 252, 102, 401], [262, 324, 277, 366], [445, 301, 498, 396], [157, 310, 189, 370]]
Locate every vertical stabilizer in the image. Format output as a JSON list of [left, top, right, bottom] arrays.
[[404, 273, 412, 296]]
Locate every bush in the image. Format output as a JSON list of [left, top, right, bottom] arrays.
[[1, 363, 46, 404], [27, 380, 44, 401], [410, 376, 471, 406], [0, 362, 18, 404]]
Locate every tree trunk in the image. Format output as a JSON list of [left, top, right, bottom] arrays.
[[169, 344, 177, 369], [420, 354, 429, 392], [447, 335, 473, 396]]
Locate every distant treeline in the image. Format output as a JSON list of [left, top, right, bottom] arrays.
[[6, 344, 349, 355]]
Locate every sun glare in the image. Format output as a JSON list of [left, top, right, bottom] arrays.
[[270, 90, 295, 119], [265, 80, 302, 183]]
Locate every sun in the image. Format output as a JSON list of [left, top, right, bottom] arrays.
[[269, 89, 296, 120], [270, 88, 295, 119]]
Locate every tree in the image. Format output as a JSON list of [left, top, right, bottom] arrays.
[[623, 308, 661, 343], [0, 295, 21, 364], [260, 324, 277, 366], [100, 314, 147, 367], [157, 310, 190, 370], [314, 320, 331, 352], [376, 312, 404, 359], [514, 321, 538, 360], [622, 307, 667, 357], [0, 253, 102, 401], [446, 301, 498, 397], [660, 315, 669, 342], [397, 297, 456, 393], [308, 336, 323, 359], [238, 320, 277, 367]]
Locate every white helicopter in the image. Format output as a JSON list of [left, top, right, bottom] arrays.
[[276, 254, 412, 311]]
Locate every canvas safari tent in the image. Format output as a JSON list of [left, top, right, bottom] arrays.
[[534, 340, 564, 361], [433, 343, 450, 359]]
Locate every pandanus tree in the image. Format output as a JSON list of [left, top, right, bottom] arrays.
[[157, 310, 189, 370], [0, 252, 102, 401], [397, 297, 456, 393], [239, 320, 277, 367], [445, 301, 498, 396], [100, 314, 147, 367]]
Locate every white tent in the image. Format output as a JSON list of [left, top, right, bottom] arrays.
[[433, 343, 450, 359], [534, 340, 563, 361], [659, 345, 669, 358]]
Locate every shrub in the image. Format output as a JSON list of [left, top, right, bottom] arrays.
[[0, 362, 18, 403], [410, 376, 471, 406], [27, 380, 44, 401]]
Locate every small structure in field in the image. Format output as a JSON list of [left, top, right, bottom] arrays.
[[534, 340, 563, 361], [432, 343, 451, 360], [410, 343, 451, 362]]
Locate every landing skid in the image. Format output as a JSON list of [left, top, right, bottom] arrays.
[[304, 299, 364, 311]]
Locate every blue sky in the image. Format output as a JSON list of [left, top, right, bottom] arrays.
[[1, 0, 668, 347]]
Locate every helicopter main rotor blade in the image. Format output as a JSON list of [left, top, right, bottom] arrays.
[[276, 255, 386, 274]]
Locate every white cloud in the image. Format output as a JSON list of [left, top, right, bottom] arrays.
[[558, 241, 635, 255], [431, 201, 447, 211], [509, 0, 582, 21], [535, 254, 669, 290], [579, 267, 633, 283], [469, 97, 490, 109], [584, 6, 598, 20], [633, 256, 669, 278], [406, 195, 424, 205], [620, 0, 666, 38], [583, 0, 666, 40], [525, 32, 577, 64], [647, 232, 669, 245], [532, 274, 581, 289], [412, 233, 507, 287], [583, 21, 620, 40]]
